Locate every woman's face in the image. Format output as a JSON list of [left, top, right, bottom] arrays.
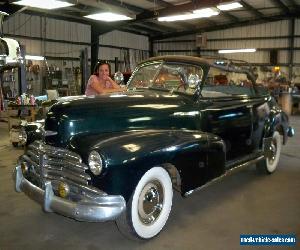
[[98, 64, 110, 79]]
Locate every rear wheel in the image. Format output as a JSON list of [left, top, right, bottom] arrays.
[[256, 131, 281, 174], [116, 167, 173, 240]]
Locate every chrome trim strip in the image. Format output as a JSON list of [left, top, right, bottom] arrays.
[[44, 130, 58, 136], [43, 168, 90, 185], [26, 150, 39, 163], [25, 141, 90, 187], [29, 141, 82, 163], [20, 155, 102, 196], [184, 155, 264, 197], [21, 154, 40, 170], [43, 164, 90, 180], [45, 158, 88, 172], [14, 166, 126, 222]]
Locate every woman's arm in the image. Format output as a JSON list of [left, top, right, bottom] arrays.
[[90, 75, 122, 94], [106, 76, 121, 89]]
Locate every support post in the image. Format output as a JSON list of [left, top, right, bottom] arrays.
[[91, 24, 100, 75], [114, 57, 118, 72], [80, 48, 88, 94], [18, 45, 26, 94], [149, 38, 154, 57], [288, 18, 295, 80]]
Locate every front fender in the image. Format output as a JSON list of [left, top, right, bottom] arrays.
[[68, 130, 225, 201]]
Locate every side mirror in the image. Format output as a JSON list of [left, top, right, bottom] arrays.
[[187, 74, 201, 89], [114, 71, 124, 85]]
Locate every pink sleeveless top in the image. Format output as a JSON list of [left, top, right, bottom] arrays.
[[85, 75, 113, 96]]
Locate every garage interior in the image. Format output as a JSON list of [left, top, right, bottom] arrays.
[[0, 0, 299, 248]]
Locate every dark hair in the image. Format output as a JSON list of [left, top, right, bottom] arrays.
[[93, 60, 111, 76]]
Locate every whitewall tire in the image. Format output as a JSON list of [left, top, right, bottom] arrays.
[[257, 131, 281, 174], [116, 166, 173, 240]]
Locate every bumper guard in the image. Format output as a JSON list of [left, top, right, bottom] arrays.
[[14, 165, 126, 222]]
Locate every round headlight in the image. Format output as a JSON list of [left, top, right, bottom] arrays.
[[88, 151, 103, 175]]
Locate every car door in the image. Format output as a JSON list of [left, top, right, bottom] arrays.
[[199, 67, 255, 162]]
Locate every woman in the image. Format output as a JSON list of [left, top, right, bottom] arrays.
[[85, 61, 122, 96]]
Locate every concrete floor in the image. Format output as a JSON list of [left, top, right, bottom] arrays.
[[0, 117, 299, 250]]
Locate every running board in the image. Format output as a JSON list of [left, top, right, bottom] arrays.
[[184, 155, 264, 197]]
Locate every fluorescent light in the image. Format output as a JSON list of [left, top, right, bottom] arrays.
[[218, 48, 256, 54], [25, 55, 45, 60], [158, 8, 219, 22], [84, 12, 133, 22], [217, 2, 243, 11], [192, 8, 220, 17], [158, 13, 201, 22], [13, 0, 74, 10]]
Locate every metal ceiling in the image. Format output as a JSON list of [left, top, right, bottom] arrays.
[[1, 0, 300, 39]]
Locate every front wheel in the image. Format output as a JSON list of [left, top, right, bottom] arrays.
[[256, 131, 282, 174], [116, 166, 173, 240]]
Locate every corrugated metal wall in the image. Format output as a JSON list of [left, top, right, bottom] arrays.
[[99, 30, 149, 72], [3, 13, 90, 61], [2, 13, 299, 80], [154, 19, 299, 65], [154, 19, 300, 81], [2, 13, 149, 70], [99, 30, 148, 60]]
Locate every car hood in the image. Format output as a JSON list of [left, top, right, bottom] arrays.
[[44, 89, 201, 147]]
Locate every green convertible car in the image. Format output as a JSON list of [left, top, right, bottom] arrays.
[[14, 55, 294, 240]]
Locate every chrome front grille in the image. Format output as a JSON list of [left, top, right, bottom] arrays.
[[20, 140, 92, 189]]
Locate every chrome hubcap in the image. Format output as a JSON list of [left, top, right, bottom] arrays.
[[138, 180, 164, 225], [268, 139, 277, 164]]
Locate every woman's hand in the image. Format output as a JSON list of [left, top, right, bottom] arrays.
[[103, 75, 113, 82]]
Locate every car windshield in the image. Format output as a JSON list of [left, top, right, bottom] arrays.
[[127, 61, 204, 94]]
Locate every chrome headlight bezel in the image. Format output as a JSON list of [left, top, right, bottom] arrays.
[[88, 150, 103, 175]]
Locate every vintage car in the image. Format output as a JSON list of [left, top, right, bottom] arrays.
[[14, 55, 294, 240], [10, 120, 44, 147]]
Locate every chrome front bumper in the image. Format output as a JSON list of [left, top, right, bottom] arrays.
[[14, 166, 126, 222]]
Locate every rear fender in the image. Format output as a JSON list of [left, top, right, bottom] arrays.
[[264, 110, 290, 145]]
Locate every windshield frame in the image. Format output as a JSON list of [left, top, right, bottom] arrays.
[[127, 60, 204, 95]]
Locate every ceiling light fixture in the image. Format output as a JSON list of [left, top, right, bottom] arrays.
[[218, 48, 256, 54], [158, 8, 219, 22], [13, 0, 74, 10], [158, 13, 201, 22], [217, 2, 243, 11], [25, 55, 45, 60], [84, 12, 133, 22], [192, 7, 220, 17]]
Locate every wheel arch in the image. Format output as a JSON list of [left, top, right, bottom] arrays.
[[263, 110, 289, 146]]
